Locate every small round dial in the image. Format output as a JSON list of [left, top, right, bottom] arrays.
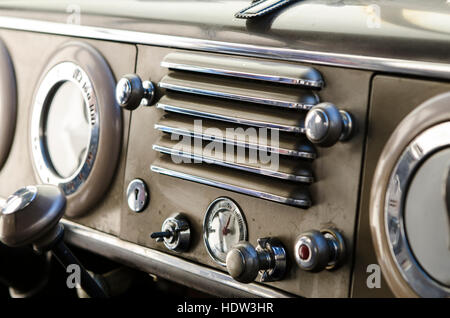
[[203, 197, 248, 266]]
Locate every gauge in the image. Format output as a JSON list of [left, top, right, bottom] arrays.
[[203, 197, 248, 266], [45, 80, 91, 178], [30, 42, 122, 217]]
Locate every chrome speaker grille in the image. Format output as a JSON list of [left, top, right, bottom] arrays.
[[151, 52, 324, 208]]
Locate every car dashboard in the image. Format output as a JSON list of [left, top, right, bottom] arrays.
[[0, 0, 449, 299]]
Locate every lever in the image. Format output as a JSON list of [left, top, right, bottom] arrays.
[[150, 213, 191, 253], [150, 231, 173, 240], [0, 185, 108, 298]]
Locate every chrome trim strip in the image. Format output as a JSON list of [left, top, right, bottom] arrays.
[[150, 164, 311, 208], [159, 82, 315, 110], [61, 219, 292, 298], [154, 123, 316, 159], [0, 17, 449, 80], [152, 144, 314, 183], [156, 103, 305, 133], [160, 61, 324, 88]]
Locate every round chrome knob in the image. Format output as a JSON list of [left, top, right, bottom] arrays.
[[0, 185, 66, 247], [226, 237, 286, 284], [294, 229, 346, 272], [115, 74, 155, 110], [226, 241, 261, 283], [305, 102, 353, 147]]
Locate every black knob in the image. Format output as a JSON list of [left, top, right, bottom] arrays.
[[305, 102, 353, 147], [115, 74, 155, 110]]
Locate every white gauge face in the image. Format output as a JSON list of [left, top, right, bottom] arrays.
[[45, 80, 90, 178], [203, 197, 248, 266]]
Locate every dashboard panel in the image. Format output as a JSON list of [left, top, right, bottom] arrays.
[[0, 0, 449, 299]]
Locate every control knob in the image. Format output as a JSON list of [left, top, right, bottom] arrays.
[[0, 185, 107, 297], [225, 237, 286, 283], [294, 228, 346, 272], [305, 102, 353, 147], [115, 74, 155, 110]]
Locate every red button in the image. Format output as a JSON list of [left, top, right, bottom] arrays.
[[298, 244, 310, 260]]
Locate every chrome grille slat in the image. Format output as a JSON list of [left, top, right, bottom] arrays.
[[161, 52, 324, 88], [151, 157, 312, 208], [154, 122, 316, 159], [157, 103, 305, 133], [159, 72, 319, 110], [152, 141, 314, 184]]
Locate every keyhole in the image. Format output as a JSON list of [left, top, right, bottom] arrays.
[[134, 188, 139, 201]]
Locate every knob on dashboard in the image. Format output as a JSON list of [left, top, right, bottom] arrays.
[[294, 229, 346, 272], [0, 185, 65, 247], [0, 185, 107, 298], [225, 237, 286, 284], [115, 74, 155, 110], [305, 102, 353, 147]]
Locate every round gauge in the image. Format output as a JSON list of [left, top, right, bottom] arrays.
[[44, 80, 90, 179], [30, 42, 122, 217], [370, 91, 450, 297], [31, 62, 99, 194], [203, 197, 248, 266]]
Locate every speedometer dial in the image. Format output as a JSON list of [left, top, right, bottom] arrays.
[[203, 197, 248, 266]]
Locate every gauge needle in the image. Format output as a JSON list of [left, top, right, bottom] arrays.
[[218, 214, 224, 252], [222, 215, 231, 236]]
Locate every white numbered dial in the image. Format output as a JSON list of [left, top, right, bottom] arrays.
[[203, 197, 248, 266]]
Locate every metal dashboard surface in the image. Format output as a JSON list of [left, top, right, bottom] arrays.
[[121, 45, 371, 297], [0, 0, 448, 298]]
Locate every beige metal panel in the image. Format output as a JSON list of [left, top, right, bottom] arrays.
[[352, 76, 450, 298], [122, 45, 372, 297], [0, 29, 136, 236]]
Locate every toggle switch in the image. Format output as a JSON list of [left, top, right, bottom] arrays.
[[150, 213, 191, 253]]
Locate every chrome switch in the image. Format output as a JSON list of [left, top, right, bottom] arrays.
[[150, 213, 191, 253]]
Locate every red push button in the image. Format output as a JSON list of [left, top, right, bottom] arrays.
[[298, 244, 310, 260]]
